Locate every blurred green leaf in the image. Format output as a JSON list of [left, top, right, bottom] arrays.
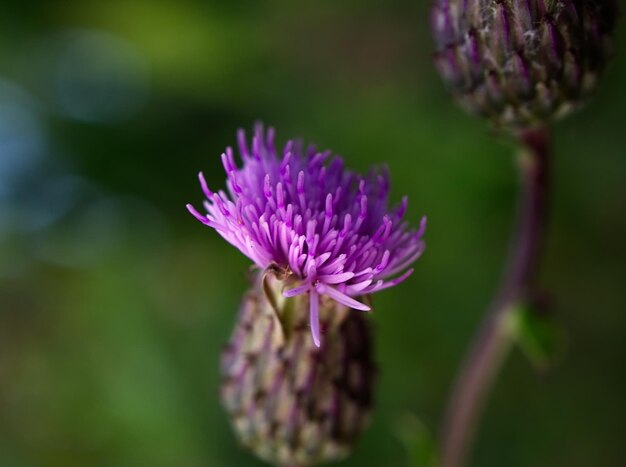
[[507, 303, 565, 371], [394, 414, 438, 467]]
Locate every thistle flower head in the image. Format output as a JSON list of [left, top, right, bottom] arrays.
[[187, 124, 426, 347], [431, 0, 617, 127]]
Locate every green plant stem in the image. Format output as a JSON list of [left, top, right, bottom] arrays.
[[439, 126, 551, 467]]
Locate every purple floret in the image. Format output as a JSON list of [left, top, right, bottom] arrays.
[[188, 124, 426, 347]]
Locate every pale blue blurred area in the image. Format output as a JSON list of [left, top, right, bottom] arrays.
[[52, 30, 149, 123], [0, 1, 625, 467], [0, 79, 45, 199]]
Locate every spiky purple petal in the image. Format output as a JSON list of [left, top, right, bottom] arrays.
[[188, 124, 426, 346]]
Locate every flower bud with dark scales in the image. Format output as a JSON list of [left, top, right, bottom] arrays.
[[431, 0, 617, 128], [220, 271, 375, 467]]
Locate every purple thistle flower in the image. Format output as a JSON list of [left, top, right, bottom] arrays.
[[187, 124, 426, 347]]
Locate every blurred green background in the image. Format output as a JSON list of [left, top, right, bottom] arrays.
[[1, 1, 624, 466]]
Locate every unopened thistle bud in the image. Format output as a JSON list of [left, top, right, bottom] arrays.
[[431, 0, 617, 128], [187, 124, 426, 465]]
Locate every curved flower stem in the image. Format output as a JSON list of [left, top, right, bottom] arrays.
[[439, 126, 551, 467]]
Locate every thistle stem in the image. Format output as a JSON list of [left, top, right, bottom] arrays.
[[439, 126, 551, 467]]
